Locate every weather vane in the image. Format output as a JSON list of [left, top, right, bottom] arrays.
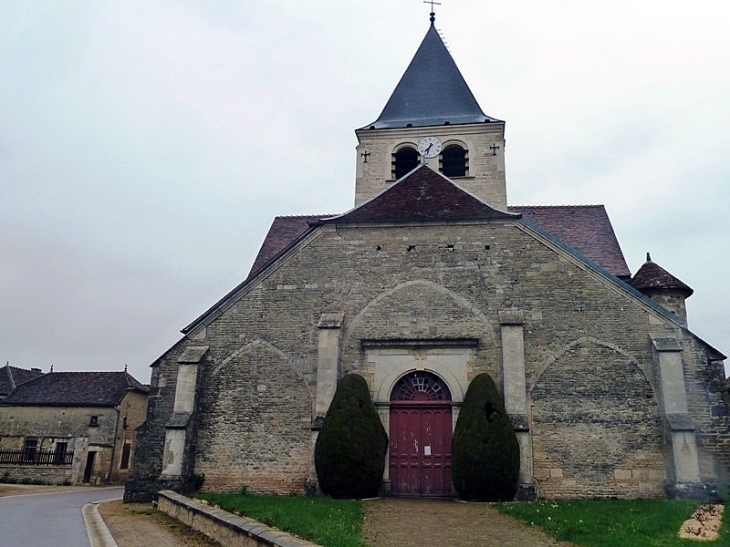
[[423, 0, 441, 23]]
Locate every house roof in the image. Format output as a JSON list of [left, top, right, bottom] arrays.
[[1, 371, 148, 407], [508, 205, 631, 279], [360, 22, 500, 130], [0, 364, 44, 397], [630, 253, 694, 297], [323, 165, 518, 224]]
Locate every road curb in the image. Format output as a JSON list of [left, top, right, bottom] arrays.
[[83, 499, 120, 547]]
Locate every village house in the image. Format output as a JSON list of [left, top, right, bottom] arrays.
[[0, 370, 148, 485], [125, 15, 728, 502]]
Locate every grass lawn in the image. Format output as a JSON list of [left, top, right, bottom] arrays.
[[195, 492, 364, 547], [496, 499, 730, 546], [195, 492, 729, 547]]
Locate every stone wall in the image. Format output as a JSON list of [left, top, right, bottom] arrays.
[[128, 218, 729, 499], [0, 465, 71, 484], [124, 341, 186, 502], [157, 490, 319, 547], [354, 123, 507, 208]]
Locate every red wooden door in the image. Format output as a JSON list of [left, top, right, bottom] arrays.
[[389, 403, 452, 496]]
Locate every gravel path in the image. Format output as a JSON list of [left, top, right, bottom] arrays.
[[362, 498, 573, 547]]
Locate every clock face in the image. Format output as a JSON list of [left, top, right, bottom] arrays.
[[418, 136, 442, 159]]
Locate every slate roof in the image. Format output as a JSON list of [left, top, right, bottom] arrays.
[[508, 205, 631, 279], [0, 364, 44, 397], [630, 254, 694, 297], [1, 371, 148, 407], [361, 23, 500, 129], [323, 165, 519, 224]]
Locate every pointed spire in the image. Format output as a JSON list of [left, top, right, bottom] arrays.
[[646, 251, 652, 262], [362, 22, 500, 129]]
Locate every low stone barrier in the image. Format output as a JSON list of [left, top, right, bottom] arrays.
[[157, 490, 321, 547], [0, 465, 72, 485]]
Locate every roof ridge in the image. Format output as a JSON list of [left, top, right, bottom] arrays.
[[510, 204, 605, 209], [275, 214, 339, 219]]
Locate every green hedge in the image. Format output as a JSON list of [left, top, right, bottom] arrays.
[[452, 373, 520, 501], [315, 373, 388, 499]]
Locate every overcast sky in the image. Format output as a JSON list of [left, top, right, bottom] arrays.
[[2, 1, 728, 384]]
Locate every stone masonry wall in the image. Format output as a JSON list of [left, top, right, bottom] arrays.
[[131, 219, 728, 499], [124, 341, 185, 501], [531, 340, 665, 498], [355, 123, 507, 208]]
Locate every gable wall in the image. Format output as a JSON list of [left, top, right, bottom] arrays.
[[137, 220, 728, 497]]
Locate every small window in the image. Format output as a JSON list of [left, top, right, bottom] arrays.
[[89, 416, 99, 427], [441, 144, 468, 177], [392, 147, 419, 179], [120, 442, 132, 470], [23, 439, 37, 462]]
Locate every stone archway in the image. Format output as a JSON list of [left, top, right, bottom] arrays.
[[389, 371, 453, 497]]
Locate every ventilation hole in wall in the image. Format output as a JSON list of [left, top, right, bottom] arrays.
[[376, 245, 382, 251], [484, 245, 490, 250], [446, 244, 455, 251], [407, 245, 416, 252]]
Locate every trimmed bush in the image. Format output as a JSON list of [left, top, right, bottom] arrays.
[[452, 373, 520, 501], [315, 373, 388, 498]]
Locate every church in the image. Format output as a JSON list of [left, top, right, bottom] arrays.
[[125, 14, 728, 502]]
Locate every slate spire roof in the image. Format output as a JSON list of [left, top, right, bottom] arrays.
[[630, 253, 694, 297], [362, 21, 500, 129], [1, 371, 148, 407]]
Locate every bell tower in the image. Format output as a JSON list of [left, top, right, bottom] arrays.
[[354, 14, 507, 209]]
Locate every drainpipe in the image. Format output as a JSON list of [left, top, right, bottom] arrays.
[[107, 407, 121, 485]]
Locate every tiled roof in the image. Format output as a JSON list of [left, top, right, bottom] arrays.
[[248, 215, 330, 277], [509, 205, 631, 279], [1, 371, 148, 407], [324, 165, 518, 224], [246, 202, 631, 281], [249, 204, 631, 279], [630, 254, 694, 297], [0, 365, 44, 397], [361, 23, 499, 129]]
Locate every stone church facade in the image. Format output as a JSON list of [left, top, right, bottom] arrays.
[[125, 17, 728, 502]]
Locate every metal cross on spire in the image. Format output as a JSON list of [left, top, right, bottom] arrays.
[[423, 0, 441, 23]]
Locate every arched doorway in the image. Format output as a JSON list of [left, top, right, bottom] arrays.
[[389, 371, 453, 496]]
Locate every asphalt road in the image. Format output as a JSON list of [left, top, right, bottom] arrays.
[[0, 486, 123, 547]]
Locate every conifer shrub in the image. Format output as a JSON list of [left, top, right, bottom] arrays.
[[452, 373, 520, 501], [315, 373, 388, 499]]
